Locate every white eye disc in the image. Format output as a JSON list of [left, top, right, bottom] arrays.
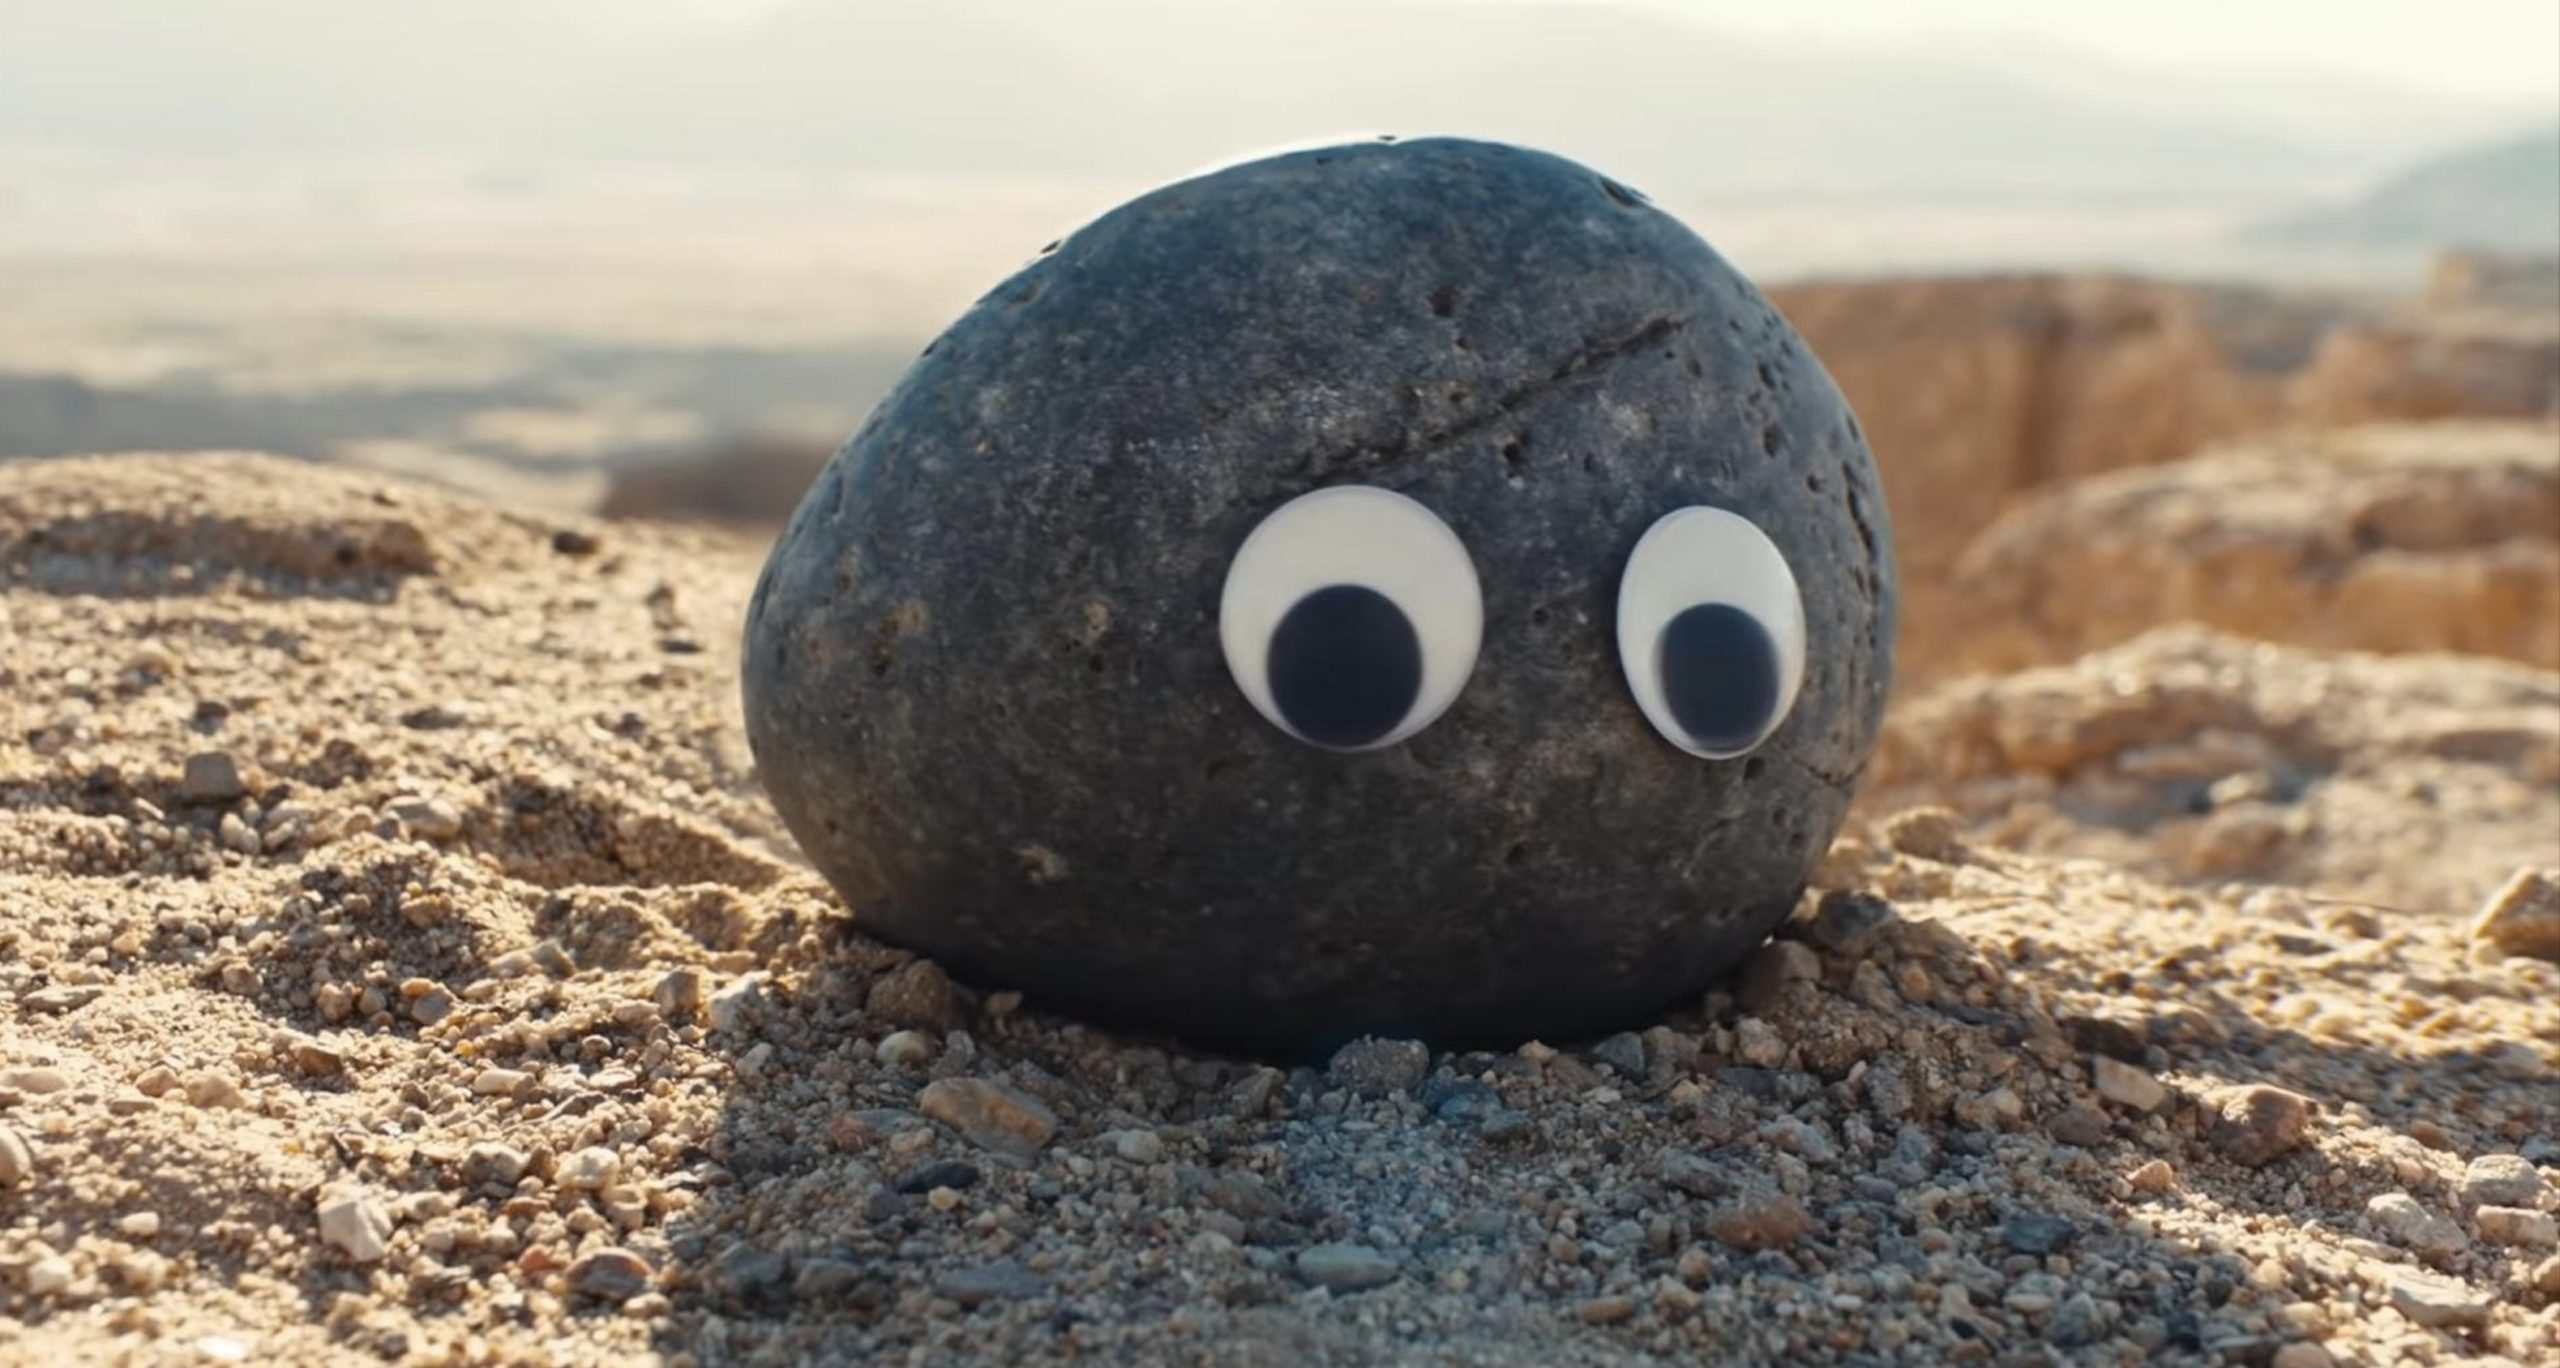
[[1219, 486, 1482, 751], [1616, 506, 1806, 759]]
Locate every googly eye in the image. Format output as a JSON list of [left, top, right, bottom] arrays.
[[1219, 486, 1482, 751], [1616, 506, 1806, 759]]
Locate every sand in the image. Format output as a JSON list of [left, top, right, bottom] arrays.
[[1, 451, 2555, 1366]]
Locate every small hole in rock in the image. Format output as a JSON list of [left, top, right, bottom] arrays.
[[1430, 284, 1459, 318], [1504, 842, 1529, 868], [1743, 756, 1766, 780], [1598, 177, 1647, 208], [1037, 239, 1061, 255], [1012, 283, 1040, 306]]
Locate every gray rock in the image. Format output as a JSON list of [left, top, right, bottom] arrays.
[[2459, 1153, 2547, 1209], [1785, 889, 1898, 958], [2003, 1213, 2080, 1255], [176, 752, 246, 804], [743, 137, 1896, 1054], [2386, 1270, 2490, 1328], [1327, 1037, 1430, 1095], [1295, 1242, 1401, 1292], [934, 1260, 1046, 1306], [1589, 1031, 1648, 1078]]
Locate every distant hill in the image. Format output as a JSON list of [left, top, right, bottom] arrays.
[[2257, 128, 2560, 252]]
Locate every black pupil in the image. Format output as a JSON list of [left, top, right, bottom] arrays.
[[1266, 584, 1423, 748], [1654, 602, 1781, 753]]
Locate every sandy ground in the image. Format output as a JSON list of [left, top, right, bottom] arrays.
[[1, 452, 2555, 1366]]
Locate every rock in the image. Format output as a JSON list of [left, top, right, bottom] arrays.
[[176, 752, 246, 804], [1327, 1037, 1430, 1096], [742, 137, 1895, 1055], [1704, 1192, 1813, 1250], [565, 1247, 654, 1301], [1734, 1017, 1787, 1068], [1785, 890, 1898, 958], [386, 795, 464, 841], [558, 1146, 622, 1191], [874, 1030, 937, 1069], [653, 967, 706, 1019], [2091, 1056, 2167, 1112], [289, 1039, 345, 1077], [710, 1243, 789, 1303], [0, 1125, 34, 1187], [183, 1071, 247, 1110], [470, 1067, 530, 1097], [2046, 1103, 2113, 1147], [2204, 1085, 2315, 1167], [1739, 939, 1821, 1009], [0, 1066, 69, 1094], [1576, 1295, 1637, 1326], [793, 1258, 865, 1300], [1656, 1150, 1727, 1199], [919, 1078, 1058, 1158], [1295, 1242, 1400, 1292], [933, 1260, 1045, 1306], [1880, 806, 1965, 862], [19, 985, 103, 1015], [461, 1142, 531, 1190], [2270, 1343, 2335, 1368], [867, 959, 965, 1032], [27, 1255, 73, 1297], [2473, 1205, 2558, 1247], [893, 1159, 981, 1195], [2128, 1160, 2180, 1195], [2459, 1152, 2547, 1208], [1589, 1031, 1647, 1079], [706, 974, 766, 1034], [2366, 1192, 2466, 1261], [2003, 1213, 2080, 1256], [316, 1188, 392, 1263], [2535, 1255, 2560, 1296], [1110, 1129, 1166, 1165], [2384, 1269, 2490, 1328], [406, 986, 454, 1027]]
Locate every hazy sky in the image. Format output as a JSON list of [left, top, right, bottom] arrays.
[[1606, 0, 2560, 101], [636, 0, 2560, 100]]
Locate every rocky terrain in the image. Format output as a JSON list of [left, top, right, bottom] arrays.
[[0, 441, 2553, 1366]]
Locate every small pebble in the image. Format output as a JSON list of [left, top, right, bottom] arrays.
[[0, 1125, 35, 1187], [1704, 1192, 1813, 1250], [867, 959, 965, 1032], [176, 752, 246, 804], [919, 1078, 1058, 1158], [2385, 1269, 2490, 1328], [1788, 889, 1899, 958], [2128, 1159, 2179, 1195], [2269, 1344, 2334, 1368], [2091, 1056, 2167, 1112], [1296, 1242, 1400, 1292], [565, 1247, 654, 1301], [2366, 1192, 2466, 1261], [933, 1260, 1044, 1306], [386, 795, 465, 841], [2003, 1213, 2079, 1256], [1327, 1037, 1430, 1096], [2469, 866, 2560, 961], [874, 1030, 936, 1069], [2204, 1085, 2315, 1167], [316, 1188, 393, 1263], [1111, 1129, 1166, 1164], [2473, 1205, 2557, 1247], [1589, 1031, 1647, 1079], [558, 1146, 622, 1191], [1576, 1294, 1637, 1325], [2458, 1153, 2546, 1209], [27, 1255, 74, 1297]]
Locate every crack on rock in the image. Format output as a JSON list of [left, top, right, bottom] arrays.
[[1266, 315, 1690, 497]]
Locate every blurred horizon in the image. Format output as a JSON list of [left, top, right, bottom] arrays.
[[2, 0, 2553, 513]]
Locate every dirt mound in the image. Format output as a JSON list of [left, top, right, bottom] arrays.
[[2, 456, 2554, 1366], [1870, 625, 2560, 912], [1939, 422, 2560, 677]]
